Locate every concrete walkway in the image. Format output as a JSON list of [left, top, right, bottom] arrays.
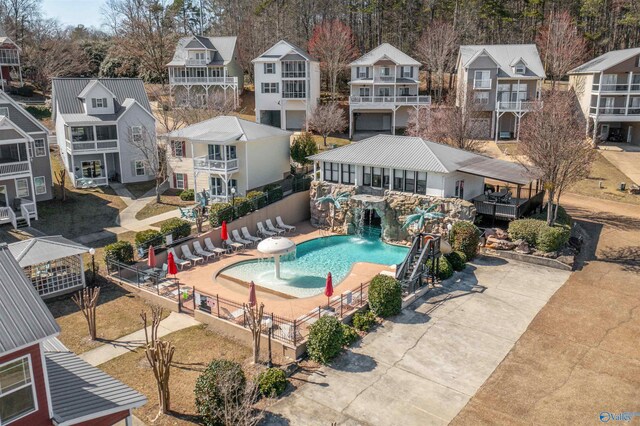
[[115, 186, 181, 233], [266, 258, 570, 425], [79, 312, 200, 366], [599, 143, 640, 185]]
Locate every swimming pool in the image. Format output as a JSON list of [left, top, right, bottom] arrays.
[[218, 235, 409, 298]]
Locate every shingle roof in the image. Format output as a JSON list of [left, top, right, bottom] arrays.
[[164, 115, 291, 142], [8, 236, 89, 267], [568, 47, 640, 74], [308, 135, 536, 184], [458, 44, 545, 78], [254, 40, 316, 62], [168, 36, 237, 66], [0, 243, 59, 354], [51, 78, 152, 120], [350, 43, 421, 66], [44, 338, 147, 425]]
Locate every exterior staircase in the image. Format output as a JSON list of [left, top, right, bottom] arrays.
[[395, 233, 441, 293]]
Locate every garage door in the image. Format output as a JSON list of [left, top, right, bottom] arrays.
[[354, 113, 392, 131], [285, 111, 306, 130]]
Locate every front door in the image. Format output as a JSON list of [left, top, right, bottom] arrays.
[[601, 124, 610, 140]]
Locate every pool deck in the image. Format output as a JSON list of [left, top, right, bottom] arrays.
[[177, 221, 401, 319]]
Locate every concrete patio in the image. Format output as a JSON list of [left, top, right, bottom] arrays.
[[264, 257, 571, 425]]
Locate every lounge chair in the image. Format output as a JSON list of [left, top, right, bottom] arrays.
[[180, 245, 204, 265], [168, 247, 191, 270], [241, 227, 262, 244], [193, 241, 216, 261], [266, 219, 285, 235], [204, 237, 228, 256], [225, 237, 244, 252], [276, 216, 296, 232], [232, 229, 253, 247], [257, 221, 277, 237]]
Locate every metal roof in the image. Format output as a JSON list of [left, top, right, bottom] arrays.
[[168, 36, 237, 66], [458, 44, 546, 78], [568, 47, 640, 74], [44, 339, 147, 425], [51, 78, 152, 120], [254, 40, 316, 62], [0, 243, 59, 355], [8, 236, 90, 267], [350, 43, 421, 66], [309, 135, 536, 184], [164, 115, 291, 142]]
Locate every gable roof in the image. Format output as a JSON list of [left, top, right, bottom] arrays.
[[168, 36, 237, 66], [568, 47, 640, 74], [77, 79, 117, 99], [0, 115, 32, 141], [350, 43, 420, 66], [458, 44, 545, 78], [164, 115, 291, 142], [0, 91, 50, 134], [253, 40, 316, 62], [308, 135, 536, 185], [0, 243, 59, 355], [8, 236, 89, 267], [51, 78, 152, 121], [0, 36, 20, 51]]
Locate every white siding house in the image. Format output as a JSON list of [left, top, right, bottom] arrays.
[[253, 40, 320, 130], [51, 78, 157, 187]]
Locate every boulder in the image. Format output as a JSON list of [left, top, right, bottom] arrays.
[[494, 228, 509, 240], [486, 239, 516, 250], [515, 240, 531, 254]]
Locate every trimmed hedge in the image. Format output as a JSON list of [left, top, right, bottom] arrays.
[[209, 202, 233, 227], [508, 219, 546, 245], [368, 274, 402, 318], [341, 324, 359, 346], [307, 316, 344, 364], [104, 241, 134, 264], [451, 221, 480, 260], [352, 310, 376, 332], [179, 189, 195, 201], [537, 225, 571, 252], [256, 368, 287, 398], [445, 251, 466, 271], [232, 196, 254, 217], [438, 255, 454, 280], [509, 218, 571, 252], [134, 229, 163, 249], [160, 218, 191, 240], [246, 190, 264, 199], [247, 190, 267, 209], [194, 359, 246, 426]]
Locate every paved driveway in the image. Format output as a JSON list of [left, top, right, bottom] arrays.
[[265, 258, 570, 426], [599, 143, 640, 185]]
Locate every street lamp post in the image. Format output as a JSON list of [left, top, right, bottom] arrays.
[[88, 248, 96, 285]]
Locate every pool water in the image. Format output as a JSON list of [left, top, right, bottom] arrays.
[[219, 235, 409, 298]]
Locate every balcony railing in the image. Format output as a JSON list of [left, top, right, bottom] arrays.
[[282, 91, 307, 99], [0, 50, 19, 65], [282, 71, 306, 78], [185, 58, 210, 66], [69, 140, 118, 152], [592, 83, 640, 92], [349, 95, 431, 105], [193, 156, 239, 172], [169, 76, 238, 85], [0, 161, 29, 177], [374, 75, 396, 83], [497, 101, 540, 111], [474, 79, 492, 89], [0, 207, 16, 229], [589, 106, 640, 115], [20, 200, 37, 226]]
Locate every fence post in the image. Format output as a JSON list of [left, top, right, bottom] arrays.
[[193, 286, 197, 311], [293, 319, 297, 346], [177, 282, 181, 313], [216, 294, 220, 317]]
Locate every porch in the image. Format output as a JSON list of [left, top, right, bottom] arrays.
[[0, 175, 38, 229], [473, 189, 545, 220]]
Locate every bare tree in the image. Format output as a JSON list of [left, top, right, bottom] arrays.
[[128, 124, 166, 203], [308, 19, 358, 100], [519, 90, 595, 225], [308, 103, 347, 147], [177, 90, 238, 126], [55, 168, 67, 201], [72, 287, 101, 340], [141, 306, 174, 417], [415, 20, 458, 102], [0, 0, 41, 46], [245, 302, 265, 364], [536, 10, 588, 90]]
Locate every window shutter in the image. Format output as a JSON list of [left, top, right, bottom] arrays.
[[91, 98, 96, 108], [410, 67, 414, 78], [173, 173, 177, 188], [103, 98, 107, 106], [182, 141, 186, 157], [184, 173, 188, 189]]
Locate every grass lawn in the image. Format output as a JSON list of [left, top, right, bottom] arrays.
[[569, 152, 640, 205], [124, 181, 157, 199], [496, 142, 521, 156], [312, 134, 350, 151], [46, 278, 168, 354], [33, 152, 127, 239], [135, 189, 194, 221], [100, 325, 252, 425]]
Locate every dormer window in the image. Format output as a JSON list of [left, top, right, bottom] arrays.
[[515, 64, 526, 74], [92, 98, 107, 108], [195, 52, 206, 61]]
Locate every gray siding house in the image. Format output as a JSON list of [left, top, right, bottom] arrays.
[[455, 44, 545, 140], [52, 78, 157, 187], [0, 91, 51, 229]]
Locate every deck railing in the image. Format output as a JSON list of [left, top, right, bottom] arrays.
[[193, 156, 239, 172], [473, 190, 545, 220], [0, 161, 30, 177], [0, 207, 16, 229], [349, 95, 431, 105], [169, 76, 238, 85]]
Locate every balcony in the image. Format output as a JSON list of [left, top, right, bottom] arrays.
[[592, 83, 640, 93], [349, 95, 431, 106], [374, 75, 396, 83], [589, 106, 640, 116], [282, 71, 306, 78], [185, 58, 210, 66], [0, 161, 29, 177], [193, 156, 239, 173], [68, 140, 118, 153], [497, 101, 540, 112], [169, 76, 238, 85], [0, 49, 19, 65], [474, 79, 492, 89]]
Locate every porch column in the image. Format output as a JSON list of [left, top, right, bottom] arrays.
[[528, 181, 533, 200], [70, 155, 76, 185], [313, 161, 317, 181], [349, 110, 353, 139], [516, 185, 521, 201], [494, 112, 500, 143], [103, 153, 108, 184], [338, 163, 343, 184], [354, 165, 359, 186], [626, 72, 633, 116], [191, 143, 198, 197], [319, 161, 324, 181], [391, 109, 396, 135]]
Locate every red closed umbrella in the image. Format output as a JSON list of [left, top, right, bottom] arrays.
[[248, 280, 257, 307], [147, 245, 156, 268], [167, 252, 178, 278], [324, 272, 333, 308], [221, 220, 228, 241]]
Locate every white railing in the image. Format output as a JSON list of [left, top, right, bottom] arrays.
[[0, 49, 19, 65], [193, 156, 239, 172], [0, 207, 16, 229], [0, 161, 30, 177], [592, 83, 640, 92], [169, 76, 238, 85], [589, 106, 640, 116], [70, 140, 118, 152], [74, 176, 108, 188], [374, 75, 396, 83], [497, 101, 540, 111], [19, 200, 37, 227], [474, 79, 492, 89], [282, 91, 307, 99], [185, 58, 210, 66], [349, 95, 431, 105]]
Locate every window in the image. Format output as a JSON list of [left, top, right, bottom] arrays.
[[261, 83, 279, 94], [473, 70, 491, 89], [474, 92, 489, 104], [358, 87, 370, 97], [282, 80, 305, 98], [404, 171, 415, 193], [33, 139, 46, 157], [455, 180, 465, 199], [383, 168, 390, 188], [0, 356, 37, 424], [378, 87, 390, 97], [15, 178, 29, 198], [372, 167, 382, 187], [227, 179, 237, 192], [416, 172, 427, 194], [264, 63, 275, 74], [175, 173, 186, 189], [0, 106, 9, 118], [282, 61, 306, 78], [393, 169, 404, 191], [95, 125, 117, 141], [34, 176, 46, 195], [515, 64, 525, 74], [401, 66, 413, 78], [381, 67, 390, 76], [170, 140, 185, 158], [341, 164, 355, 184], [357, 67, 368, 78], [131, 126, 143, 143], [134, 160, 145, 176], [399, 87, 410, 96], [91, 98, 108, 108], [81, 160, 102, 178], [195, 52, 206, 61], [71, 126, 94, 142], [363, 166, 371, 186], [210, 177, 223, 195], [323, 162, 339, 183], [26, 141, 32, 159]]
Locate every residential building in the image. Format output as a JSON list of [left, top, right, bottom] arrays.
[[0, 36, 22, 91], [253, 40, 320, 130], [348, 43, 430, 137], [568, 47, 640, 145], [0, 91, 52, 229], [51, 78, 157, 187], [0, 242, 146, 426], [455, 44, 545, 141], [167, 35, 243, 107], [163, 116, 291, 202]]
